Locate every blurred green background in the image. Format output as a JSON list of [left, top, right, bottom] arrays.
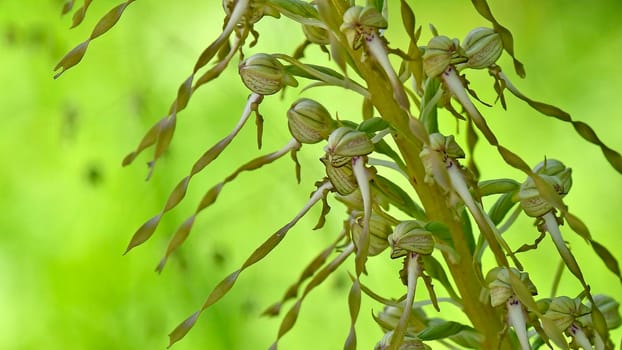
[[1, 1, 621, 349]]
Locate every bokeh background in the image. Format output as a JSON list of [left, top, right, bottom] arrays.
[[1, 0, 621, 349]]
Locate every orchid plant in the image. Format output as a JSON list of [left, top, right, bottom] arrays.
[[55, 0, 622, 349]]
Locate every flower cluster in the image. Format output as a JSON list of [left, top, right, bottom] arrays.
[[55, 0, 622, 349]]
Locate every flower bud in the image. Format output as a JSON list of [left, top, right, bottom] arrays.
[[375, 331, 430, 350], [238, 53, 296, 95], [351, 213, 392, 256], [375, 303, 427, 333], [388, 221, 434, 259], [287, 98, 335, 144], [222, 0, 279, 25], [302, 24, 330, 45], [422, 36, 462, 77], [587, 294, 621, 330], [340, 6, 387, 48], [518, 159, 572, 217], [545, 296, 591, 331], [486, 267, 537, 307], [534, 159, 573, 195], [428, 133, 465, 159], [325, 126, 374, 167], [462, 27, 503, 69], [322, 156, 357, 195]]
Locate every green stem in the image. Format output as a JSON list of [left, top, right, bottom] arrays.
[[326, 3, 512, 344]]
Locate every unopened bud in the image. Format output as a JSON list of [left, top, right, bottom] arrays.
[[287, 98, 335, 144], [325, 127, 374, 167], [302, 24, 330, 45], [462, 27, 503, 69], [238, 53, 296, 95], [423, 36, 463, 77], [351, 213, 392, 256], [388, 221, 434, 258]]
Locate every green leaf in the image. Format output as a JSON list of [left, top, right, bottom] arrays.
[[540, 316, 569, 349], [262, 235, 343, 317], [345, 279, 361, 350], [154, 114, 177, 161], [124, 214, 162, 254], [460, 209, 476, 254], [268, 0, 322, 25], [372, 175, 426, 220], [417, 321, 471, 341], [478, 178, 519, 196], [590, 239, 622, 282], [122, 117, 164, 166], [425, 221, 453, 247], [358, 117, 389, 133], [270, 244, 354, 349], [420, 78, 441, 134], [167, 311, 200, 349], [61, 0, 75, 16], [53, 41, 89, 79], [487, 192, 517, 225], [69, 0, 92, 28], [313, 195, 331, 230], [156, 216, 196, 273], [507, 272, 539, 314], [54, 0, 135, 78], [373, 139, 408, 172], [421, 257, 461, 302], [399, 0, 416, 43], [163, 176, 190, 212], [280, 58, 369, 96], [90, 2, 132, 39], [564, 212, 591, 241], [493, 68, 622, 174]]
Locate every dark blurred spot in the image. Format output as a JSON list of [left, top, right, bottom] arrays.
[[212, 249, 227, 267], [332, 273, 348, 291], [3, 24, 17, 46], [25, 25, 47, 47], [240, 299, 258, 317], [128, 91, 147, 118], [61, 103, 79, 141], [84, 162, 104, 187]]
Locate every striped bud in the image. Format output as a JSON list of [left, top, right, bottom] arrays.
[[462, 27, 503, 69], [486, 267, 537, 307], [325, 127, 374, 167], [322, 157, 357, 195], [287, 98, 335, 144], [302, 24, 330, 45], [545, 296, 591, 332], [388, 220, 434, 259], [239, 53, 296, 95], [519, 159, 572, 217], [423, 36, 462, 77], [351, 213, 392, 256]]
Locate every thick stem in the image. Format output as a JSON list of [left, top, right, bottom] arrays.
[[334, 15, 512, 347]]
